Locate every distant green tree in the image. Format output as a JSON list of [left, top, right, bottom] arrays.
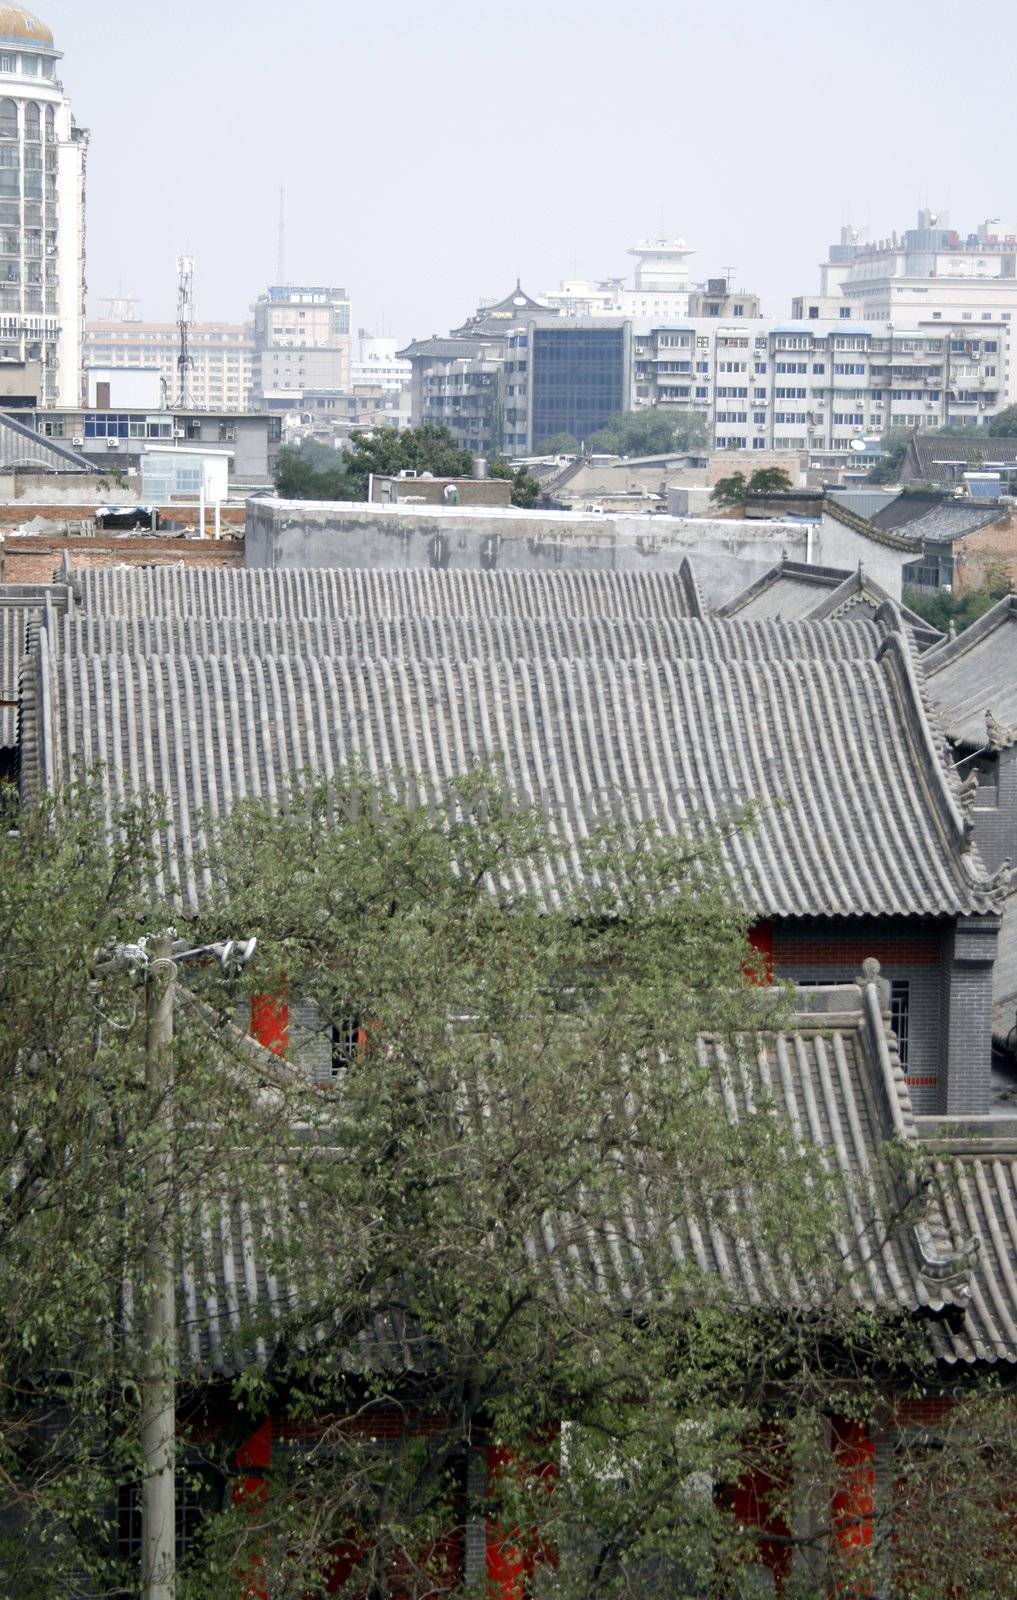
[[711, 472, 748, 508], [744, 467, 792, 495], [988, 404, 1017, 437], [532, 432, 580, 456], [274, 442, 355, 501], [490, 457, 542, 508], [867, 427, 913, 485], [274, 427, 474, 502], [710, 468, 790, 509], [588, 409, 708, 458], [903, 558, 1013, 634]]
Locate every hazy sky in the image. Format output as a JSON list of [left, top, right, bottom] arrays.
[[42, 0, 1016, 340]]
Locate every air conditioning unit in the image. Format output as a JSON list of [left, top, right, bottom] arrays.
[[173, 427, 186, 438], [106, 438, 118, 449], [71, 435, 83, 446]]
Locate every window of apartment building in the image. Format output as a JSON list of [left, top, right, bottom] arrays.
[[657, 333, 690, 347], [812, 363, 826, 375], [775, 361, 807, 373], [808, 306, 819, 319], [716, 412, 748, 423], [718, 361, 747, 372], [733, 305, 744, 316], [833, 413, 865, 426], [716, 386, 748, 398], [984, 340, 999, 352], [774, 412, 806, 425], [695, 386, 708, 398], [0, 54, 13, 73], [834, 363, 866, 375], [753, 388, 767, 400], [774, 387, 806, 399], [753, 437, 767, 448], [839, 307, 852, 319], [715, 436, 747, 448], [775, 336, 809, 349], [696, 361, 709, 373], [833, 337, 866, 350]]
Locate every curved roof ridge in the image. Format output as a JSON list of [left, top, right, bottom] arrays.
[[875, 606, 987, 878], [823, 495, 920, 551], [923, 592, 1017, 676]]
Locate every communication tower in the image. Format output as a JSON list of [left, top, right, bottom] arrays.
[[174, 254, 196, 408]]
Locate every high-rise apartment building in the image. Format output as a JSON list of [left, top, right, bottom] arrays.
[[793, 213, 1017, 403], [252, 285, 351, 410], [0, 6, 87, 407], [83, 320, 255, 410]]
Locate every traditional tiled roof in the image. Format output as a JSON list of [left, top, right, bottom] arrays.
[[926, 1146, 1017, 1365], [71, 564, 706, 625], [719, 559, 942, 649], [24, 583, 999, 918], [923, 595, 1017, 749], [0, 584, 69, 747], [902, 434, 1017, 487], [51, 612, 878, 669], [895, 503, 1003, 544], [177, 978, 974, 1376]]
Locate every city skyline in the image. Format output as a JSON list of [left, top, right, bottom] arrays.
[[43, 0, 1017, 342]]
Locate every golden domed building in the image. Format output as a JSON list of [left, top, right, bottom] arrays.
[[0, 7, 86, 407]]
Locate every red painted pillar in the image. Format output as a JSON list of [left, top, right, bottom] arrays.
[[233, 1418, 272, 1600], [831, 1415, 875, 1591], [747, 922, 775, 984], [728, 1423, 792, 1590], [250, 993, 289, 1056], [485, 1431, 559, 1599]]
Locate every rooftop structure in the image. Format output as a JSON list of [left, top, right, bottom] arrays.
[[720, 556, 944, 648]]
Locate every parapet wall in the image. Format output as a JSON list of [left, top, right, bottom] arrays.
[[245, 498, 811, 607]]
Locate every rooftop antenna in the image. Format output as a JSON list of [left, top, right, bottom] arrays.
[[99, 293, 140, 322], [174, 253, 195, 409], [723, 264, 736, 289], [276, 187, 286, 286]]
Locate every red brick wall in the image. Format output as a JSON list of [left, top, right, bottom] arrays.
[[1, 534, 243, 584]]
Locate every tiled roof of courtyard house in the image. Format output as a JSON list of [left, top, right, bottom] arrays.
[[0, 583, 69, 748], [22, 567, 1002, 920], [174, 975, 979, 1377], [923, 594, 1017, 750], [719, 557, 943, 648], [69, 561, 707, 625]]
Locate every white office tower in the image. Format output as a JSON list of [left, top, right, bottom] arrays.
[[0, 8, 87, 406]]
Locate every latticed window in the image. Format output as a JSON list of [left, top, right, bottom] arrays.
[[44, 105, 54, 141], [890, 980, 910, 1068], [23, 102, 39, 142], [0, 99, 17, 140]]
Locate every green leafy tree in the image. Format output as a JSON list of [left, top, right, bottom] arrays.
[[588, 409, 708, 458], [274, 440, 355, 500], [711, 471, 749, 507], [744, 467, 792, 495], [867, 427, 913, 485], [988, 404, 1017, 437], [490, 456, 542, 508], [275, 426, 474, 502], [904, 556, 1013, 634], [533, 432, 580, 456], [5, 772, 1015, 1597]]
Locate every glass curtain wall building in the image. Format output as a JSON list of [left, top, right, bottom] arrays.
[[529, 323, 628, 448]]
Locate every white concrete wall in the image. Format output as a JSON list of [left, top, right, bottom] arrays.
[[245, 498, 812, 607]]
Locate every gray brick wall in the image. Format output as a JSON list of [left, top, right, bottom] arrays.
[[772, 919, 950, 1114], [972, 746, 1017, 876]]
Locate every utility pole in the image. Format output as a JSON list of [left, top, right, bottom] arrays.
[[141, 932, 177, 1600], [92, 931, 256, 1600]]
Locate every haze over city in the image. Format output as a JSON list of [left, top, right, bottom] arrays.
[[43, 0, 1017, 336]]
